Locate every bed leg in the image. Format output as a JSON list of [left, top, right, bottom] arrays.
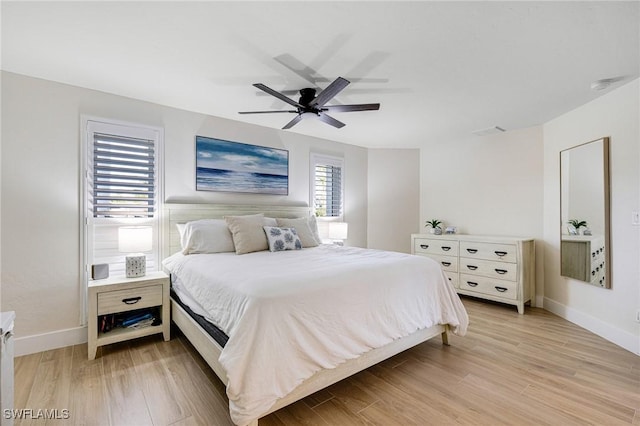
[[246, 420, 259, 426], [441, 330, 449, 346]]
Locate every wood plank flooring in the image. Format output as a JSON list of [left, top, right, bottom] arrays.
[[14, 297, 640, 425]]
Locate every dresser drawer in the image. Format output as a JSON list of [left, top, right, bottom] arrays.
[[460, 241, 517, 263], [445, 272, 459, 289], [459, 257, 517, 281], [459, 274, 518, 300], [98, 284, 163, 315], [414, 238, 459, 256], [425, 254, 458, 273]]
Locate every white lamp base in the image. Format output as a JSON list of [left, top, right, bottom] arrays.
[[125, 254, 146, 278]]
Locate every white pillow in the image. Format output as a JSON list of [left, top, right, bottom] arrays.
[[225, 214, 269, 255], [181, 219, 235, 254], [263, 226, 302, 252], [308, 215, 322, 244], [276, 217, 319, 247]]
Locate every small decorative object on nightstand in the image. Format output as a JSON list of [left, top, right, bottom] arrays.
[[118, 226, 152, 278], [87, 271, 170, 359]]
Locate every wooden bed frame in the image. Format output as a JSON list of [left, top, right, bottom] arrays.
[[162, 203, 449, 426]]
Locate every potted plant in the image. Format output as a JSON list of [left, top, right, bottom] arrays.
[[568, 219, 588, 235], [425, 219, 443, 235]]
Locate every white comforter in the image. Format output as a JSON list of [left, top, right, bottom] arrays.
[[163, 245, 468, 425]]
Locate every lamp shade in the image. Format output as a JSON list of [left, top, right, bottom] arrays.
[[118, 226, 152, 253], [328, 222, 348, 240]]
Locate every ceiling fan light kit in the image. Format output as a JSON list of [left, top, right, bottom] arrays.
[[238, 77, 380, 129]]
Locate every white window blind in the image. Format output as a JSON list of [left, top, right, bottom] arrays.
[[93, 133, 155, 218], [311, 154, 344, 218]]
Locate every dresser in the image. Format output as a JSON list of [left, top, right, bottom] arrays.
[[411, 234, 535, 314], [561, 235, 606, 287]]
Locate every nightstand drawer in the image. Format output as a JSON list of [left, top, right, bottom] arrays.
[[98, 284, 163, 315]]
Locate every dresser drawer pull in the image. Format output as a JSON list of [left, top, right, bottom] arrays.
[[466, 281, 478, 287], [441, 246, 451, 251], [441, 261, 451, 267], [466, 248, 478, 254], [495, 269, 508, 275], [122, 296, 142, 305], [494, 286, 508, 293], [420, 244, 429, 249], [466, 265, 478, 270], [494, 251, 508, 257]]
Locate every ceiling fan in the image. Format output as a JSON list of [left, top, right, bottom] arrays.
[[238, 77, 380, 129]]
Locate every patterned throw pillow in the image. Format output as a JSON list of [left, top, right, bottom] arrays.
[[263, 226, 302, 252]]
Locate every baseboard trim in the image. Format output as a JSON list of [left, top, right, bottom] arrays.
[[543, 297, 639, 355], [15, 326, 88, 357]]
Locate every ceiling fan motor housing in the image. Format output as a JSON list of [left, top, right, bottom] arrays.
[[299, 88, 317, 106]]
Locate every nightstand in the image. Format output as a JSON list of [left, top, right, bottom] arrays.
[[88, 271, 170, 359]]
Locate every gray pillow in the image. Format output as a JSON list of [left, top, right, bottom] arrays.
[[276, 217, 319, 247], [225, 214, 268, 254]]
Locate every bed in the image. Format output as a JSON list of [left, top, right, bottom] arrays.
[[162, 203, 469, 426]]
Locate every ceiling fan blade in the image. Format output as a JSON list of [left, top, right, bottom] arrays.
[[317, 113, 345, 129], [253, 83, 303, 108], [282, 114, 304, 130], [238, 110, 297, 114], [310, 77, 350, 108], [322, 103, 380, 113]]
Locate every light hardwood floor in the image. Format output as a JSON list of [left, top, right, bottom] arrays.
[[14, 297, 640, 425]]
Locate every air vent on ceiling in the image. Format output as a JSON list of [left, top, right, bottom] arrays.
[[472, 126, 506, 137]]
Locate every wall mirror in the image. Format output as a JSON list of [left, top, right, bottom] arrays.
[[560, 137, 611, 288]]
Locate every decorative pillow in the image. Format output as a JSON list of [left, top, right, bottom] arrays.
[[181, 219, 235, 254], [263, 216, 277, 227], [225, 214, 269, 255], [276, 217, 319, 247], [263, 226, 302, 252]]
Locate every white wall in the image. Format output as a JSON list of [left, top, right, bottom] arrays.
[[543, 79, 639, 354], [419, 126, 545, 304], [1, 71, 368, 354], [367, 149, 420, 253]]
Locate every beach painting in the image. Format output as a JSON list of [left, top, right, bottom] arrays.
[[196, 136, 289, 195]]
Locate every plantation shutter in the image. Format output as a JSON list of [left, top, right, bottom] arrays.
[[93, 133, 155, 218], [312, 154, 344, 218]]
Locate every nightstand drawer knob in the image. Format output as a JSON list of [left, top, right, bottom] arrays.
[[122, 296, 142, 305], [420, 244, 429, 249]]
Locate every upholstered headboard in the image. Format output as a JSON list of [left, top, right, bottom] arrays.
[[162, 203, 313, 257]]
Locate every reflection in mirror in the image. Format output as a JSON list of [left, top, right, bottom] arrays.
[[560, 137, 610, 288]]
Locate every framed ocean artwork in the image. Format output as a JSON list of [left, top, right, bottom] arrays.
[[195, 136, 289, 195]]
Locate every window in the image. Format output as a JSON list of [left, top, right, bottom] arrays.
[[92, 133, 155, 218], [310, 153, 344, 218], [80, 117, 163, 323]]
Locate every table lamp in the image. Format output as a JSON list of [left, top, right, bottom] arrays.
[[328, 222, 348, 245]]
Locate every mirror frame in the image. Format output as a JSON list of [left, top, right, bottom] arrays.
[[560, 137, 611, 288]]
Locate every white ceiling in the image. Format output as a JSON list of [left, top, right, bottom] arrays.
[[2, 1, 638, 148]]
